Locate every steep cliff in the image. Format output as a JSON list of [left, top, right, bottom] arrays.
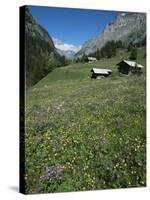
[[76, 12, 146, 56], [24, 7, 62, 87]]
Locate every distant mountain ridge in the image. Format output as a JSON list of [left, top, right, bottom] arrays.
[[56, 48, 76, 59], [52, 37, 81, 59], [76, 12, 146, 56]]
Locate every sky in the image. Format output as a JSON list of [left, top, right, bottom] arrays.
[[29, 6, 118, 52]]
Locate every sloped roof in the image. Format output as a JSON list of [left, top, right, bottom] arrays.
[[88, 57, 97, 61], [91, 68, 112, 74], [120, 60, 144, 68]]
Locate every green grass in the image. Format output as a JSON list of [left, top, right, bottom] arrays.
[[24, 50, 146, 193]]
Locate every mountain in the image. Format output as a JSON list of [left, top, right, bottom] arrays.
[[52, 37, 81, 59], [56, 49, 76, 60], [76, 12, 146, 56], [24, 7, 63, 87]]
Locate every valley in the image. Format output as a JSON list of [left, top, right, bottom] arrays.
[[22, 6, 146, 194], [25, 49, 146, 193]]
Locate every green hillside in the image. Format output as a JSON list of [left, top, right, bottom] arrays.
[[24, 7, 68, 88], [25, 50, 146, 193]]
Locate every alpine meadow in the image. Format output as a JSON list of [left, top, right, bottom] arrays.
[[20, 6, 146, 194]]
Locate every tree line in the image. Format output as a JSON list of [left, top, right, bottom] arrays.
[[26, 34, 70, 87], [76, 39, 146, 63]]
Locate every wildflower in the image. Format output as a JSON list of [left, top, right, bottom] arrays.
[[39, 164, 64, 182]]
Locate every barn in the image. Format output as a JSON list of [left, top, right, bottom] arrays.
[[117, 60, 144, 75], [88, 57, 97, 63], [90, 68, 112, 79]]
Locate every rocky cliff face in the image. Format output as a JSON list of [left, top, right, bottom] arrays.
[[25, 7, 61, 87], [25, 7, 56, 51], [76, 12, 146, 56]]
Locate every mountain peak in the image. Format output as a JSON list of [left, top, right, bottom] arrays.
[[53, 37, 81, 59], [76, 12, 146, 56]]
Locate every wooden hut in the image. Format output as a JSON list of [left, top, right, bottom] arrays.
[[88, 57, 97, 63], [117, 60, 144, 75], [90, 68, 112, 79]]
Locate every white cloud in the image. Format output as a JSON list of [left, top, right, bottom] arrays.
[[120, 13, 127, 17], [53, 37, 81, 53]]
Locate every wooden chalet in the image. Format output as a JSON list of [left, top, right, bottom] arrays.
[[88, 57, 97, 63], [90, 68, 112, 79], [117, 60, 144, 75]]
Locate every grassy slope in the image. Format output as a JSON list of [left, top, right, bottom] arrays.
[[25, 48, 146, 193]]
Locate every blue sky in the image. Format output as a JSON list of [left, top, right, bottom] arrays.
[[29, 6, 118, 51]]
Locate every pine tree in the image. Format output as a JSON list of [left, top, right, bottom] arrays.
[[129, 48, 137, 60]]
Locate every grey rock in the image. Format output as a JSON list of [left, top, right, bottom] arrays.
[[76, 12, 146, 56]]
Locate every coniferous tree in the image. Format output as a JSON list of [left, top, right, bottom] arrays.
[[129, 47, 137, 60]]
